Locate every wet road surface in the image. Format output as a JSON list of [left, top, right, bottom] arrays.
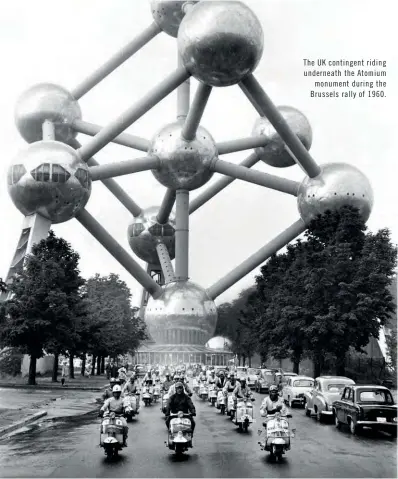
[[0, 391, 396, 478]]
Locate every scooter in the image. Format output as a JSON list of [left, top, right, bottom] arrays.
[[192, 378, 199, 395], [227, 393, 236, 419], [199, 384, 208, 401], [142, 385, 153, 406], [99, 412, 126, 458], [161, 392, 169, 416], [165, 411, 194, 456], [123, 394, 139, 422], [208, 384, 217, 406], [258, 412, 294, 461], [232, 397, 255, 432], [217, 390, 226, 414], [153, 383, 161, 403]]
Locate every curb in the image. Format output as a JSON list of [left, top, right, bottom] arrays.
[[0, 384, 105, 391], [0, 411, 47, 438]]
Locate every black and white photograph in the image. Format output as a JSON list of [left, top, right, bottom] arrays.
[[0, 0, 396, 477]]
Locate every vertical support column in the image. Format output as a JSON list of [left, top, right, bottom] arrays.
[[177, 53, 190, 120], [42, 120, 55, 140], [175, 190, 190, 281]]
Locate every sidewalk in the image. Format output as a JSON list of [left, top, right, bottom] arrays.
[[0, 377, 108, 437], [0, 374, 108, 391]]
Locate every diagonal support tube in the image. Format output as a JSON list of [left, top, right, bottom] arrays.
[[177, 53, 190, 120], [181, 83, 212, 141], [76, 209, 163, 299], [211, 159, 299, 196], [72, 119, 150, 153], [239, 81, 264, 117], [240, 74, 321, 178], [72, 22, 162, 100], [189, 152, 260, 214], [175, 190, 190, 281], [70, 139, 142, 217], [156, 243, 176, 283], [78, 67, 191, 161], [206, 219, 306, 300], [217, 135, 270, 155], [157, 189, 176, 224], [89, 155, 160, 181]]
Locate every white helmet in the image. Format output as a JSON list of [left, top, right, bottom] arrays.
[[112, 385, 122, 392]]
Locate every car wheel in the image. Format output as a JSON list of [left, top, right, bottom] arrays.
[[334, 414, 341, 429], [316, 410, 322, 422], [304, 401, 311, 417], [349, 419, 358, 435]]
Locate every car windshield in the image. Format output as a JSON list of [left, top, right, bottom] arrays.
[[326, 383, 348, 392], [357, 390, 394, 404], [248, 369, 260, 375], [293, 379, 314, 387]]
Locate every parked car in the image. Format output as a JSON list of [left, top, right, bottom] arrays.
[[246, 368, 261, 389], [236, 366, 247, 380], [333, 385, 397, 436], [304, 376, 355, 422], [282, 376, 314, 407], [255, 369, 275, 393], [276, 372, 298, 389]]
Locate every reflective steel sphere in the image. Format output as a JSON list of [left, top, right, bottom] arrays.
[[178, 1, 263, 87], [150, 0, 199, 38], [206, 335, 232, 350], [150, 121, 216, 190], [252, 106, 313, 168], [15, 83, 81, 144], [145, 280, 218, 343], [7, 141, 91, 224], [127, 206, 176, 264], [297, 163, 374, 224]]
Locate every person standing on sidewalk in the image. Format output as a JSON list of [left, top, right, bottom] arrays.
[[105, 361, 111, 380], [61, 360, 68, 386]]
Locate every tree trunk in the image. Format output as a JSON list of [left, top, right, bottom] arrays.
[[81, 354, 86, 376], [96, 356, 101, 375], [52, 353, 59, 382], [242, 354, 246, 367], [335, 352, 346, 376], [28, 354, 37, 385], [292, 359, 300, 374], [313, 355, 323, 378], [101, 357, 105, 374], [91, 356, 96, 376], [69, 354, 75, 379], [248, 355, 252, 367]]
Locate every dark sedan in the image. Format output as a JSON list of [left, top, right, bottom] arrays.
[[333, 385, 397, 436]]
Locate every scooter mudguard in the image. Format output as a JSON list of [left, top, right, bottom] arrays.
[[103, 437, 119, 445]]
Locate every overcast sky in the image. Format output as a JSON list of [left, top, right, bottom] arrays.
[[0, 0, 396, 308]]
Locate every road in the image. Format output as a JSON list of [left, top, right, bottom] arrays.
[[0, 390, 396, 478]]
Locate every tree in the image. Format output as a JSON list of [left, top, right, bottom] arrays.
[[0, 278, 6, 293], [0, 231, 85, 385]]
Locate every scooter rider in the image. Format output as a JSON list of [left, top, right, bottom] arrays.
[[143, 370, 154, 386], [198, 370, 207, 383], [223, 372, 240, 394], [99, 385, 128, 446], [118, 366, 128, 385], [233, 378, 253, 400], [165, 382, 196, 433], [153, 369, 161, 383], [179, 374, 193, 396], [207, 370, 217, 386], [162, 373, 174, 393], [216, 370, 227, 389], [103, 377, 117, 400], [168, 375, 192, 396], [260, 385, 288, 418], [123, 375, 139, 395]]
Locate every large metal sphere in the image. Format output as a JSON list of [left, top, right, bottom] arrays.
[[252, 107, 313, 168], [127, 206, 175, 264], [297, 163, 374, 224], [15, 83, 81, 144], [145, 280, 218, 343], [206, 336, 232, 351], [150, 0, 199, 38], [178, 1, 263, 87], [7, 141, 91, 224], [150, 121, 216, 190]]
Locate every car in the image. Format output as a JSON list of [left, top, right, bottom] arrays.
[[134, 364, 147, 377], [236, 366, 248, 380], [276, 371, 298, 389], [246, 368, 261, 389], [304, 376, 355, 422], [255, 369, 275, 393], [332, 385, 397, 436], [282, 376, 314, 407]]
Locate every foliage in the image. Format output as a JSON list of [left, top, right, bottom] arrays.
[[0, 278, 6, 293], [0, 347, 24, 377]]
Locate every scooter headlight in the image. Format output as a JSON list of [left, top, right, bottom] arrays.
[[178, 411, 184, 418]]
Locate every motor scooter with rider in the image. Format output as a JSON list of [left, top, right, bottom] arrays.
[[258, 385, 295, 461], [207, 372, 217, 406], [223, 373, 240, 418], [232, 378, 255, 431], [216, 371, 227, 413], [122, 376, 140, 421]]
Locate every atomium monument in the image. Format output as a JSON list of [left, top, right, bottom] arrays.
[[4, 1, 374, 366]]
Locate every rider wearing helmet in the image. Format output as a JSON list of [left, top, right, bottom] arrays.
[[99, 385, 128, 445], [153, 369, 161, 383], [162, 373, 174, 393], [215, 370, 227, 389], [260, 385, 288, 417], [207, 370, 217, 386], [165, 382, 196, 433], [123, 375, 138, 395], [223, 372, 240, 394], [179, 374, 193, 396], [142, 369, 154, 386], [233, 377, 253, 400], [103, 377, 117, 400]]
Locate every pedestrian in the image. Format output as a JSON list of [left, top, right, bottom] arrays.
[[110, 361, 118, 378], [61, 359, 67, 386], [105, 361, 111, 380]]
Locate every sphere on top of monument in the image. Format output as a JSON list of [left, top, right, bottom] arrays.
[[297, 162, 374, 225], [252, 106, 313, 168], [15, 83, 81, 144], [178, 1, 264, 87], [127, 206, 176, 264], [149, 0, 200, 38], [7, 141, 91, 224], [206, 336, 232, 351], [150, 121, 216, 190], [145, 280, 218, 343]]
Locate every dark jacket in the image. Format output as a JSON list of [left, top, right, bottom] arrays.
[[166, 392, 196, 416]]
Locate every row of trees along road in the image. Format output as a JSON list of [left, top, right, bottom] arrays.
[[0, 231, 147, 385], [215, 207, 397, 376]]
